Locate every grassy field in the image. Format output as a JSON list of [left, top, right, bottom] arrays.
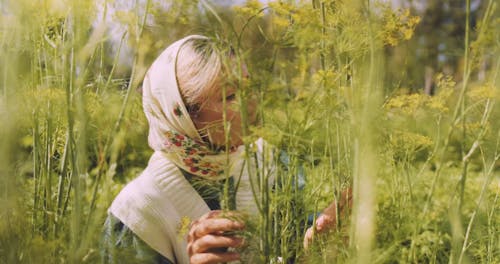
[[0, 0, 499, 263]]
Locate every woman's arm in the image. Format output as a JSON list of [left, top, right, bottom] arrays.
[[303, 188, 352, 249]]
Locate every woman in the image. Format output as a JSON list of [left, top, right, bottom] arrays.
[[103, 35, 345, 264]]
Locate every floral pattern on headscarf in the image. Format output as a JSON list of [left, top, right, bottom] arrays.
[[164, 130, 225, 177]]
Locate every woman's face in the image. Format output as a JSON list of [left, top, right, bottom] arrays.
[[191, 64, 257, 149]]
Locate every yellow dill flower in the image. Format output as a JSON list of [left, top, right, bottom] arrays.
[[381, 8, 420, 46], [177, 216, 192, 239], [402, 27, 414, 40], [467, 83, 497, 100], [461, 121, 490, 137], [426, 97, 449, 113], [312, 69, 338, 87], [273, 16, 290, 28], [233, 0, 264, 18], [390, 130, 433, 153], [435, 73, 456, 90], [385, 92, 429, 115], [290, 5, 319, 27], [268, 2, 295, 15]]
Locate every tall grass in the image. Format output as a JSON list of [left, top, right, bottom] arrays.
[[1, 0, 499, 263], [1, 0, 150, 262]]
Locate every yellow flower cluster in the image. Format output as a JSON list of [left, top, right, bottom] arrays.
[[467, 83, 497, 101], [177, 216, 192, 238], [385, 74, 455, 115], [381, 8, 421, 46], [426, 96, 450, 113], [435, 73, 456, 91], [268, 1, 295, 14], [233, 0, 264, 19], [460, 121, 488, 137], [389, 130, 433, 154], [311, 69, 338, 87], [268, 2, 296, 30], [385, 92, 429, 115]]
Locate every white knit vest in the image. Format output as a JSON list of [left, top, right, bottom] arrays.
[[109, 139, 272, 263]]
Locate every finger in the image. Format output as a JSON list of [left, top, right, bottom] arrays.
[[190, 252, 240, 264], [197, 210, 246, 225], [192, 218, 245, 238], [303, 227, 314, 249], [191, 234, 244, 253], [316, 214, 336, 232], [199, 210, 223, 220]]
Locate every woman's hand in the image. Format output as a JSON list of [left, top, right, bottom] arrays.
[[187, 210, 245, 264], [303, 188, 352, 249]]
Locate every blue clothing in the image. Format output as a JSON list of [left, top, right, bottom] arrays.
[[102, 213, 174, 264]]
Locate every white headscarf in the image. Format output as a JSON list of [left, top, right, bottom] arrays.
[[143, 34, 238, 180], [109, 35, 273, 263]]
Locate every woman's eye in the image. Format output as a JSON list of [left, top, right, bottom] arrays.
[[225, 94, 236, 101]]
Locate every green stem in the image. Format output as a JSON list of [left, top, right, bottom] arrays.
[[457, 0, 471, 213], [421, 0, 482, 219], [320, 1, 326, 71], [32, 112, 40, 235], [86, 0, 151, 230], [458, 150, 499, 263], [54, 132, 69, 237]]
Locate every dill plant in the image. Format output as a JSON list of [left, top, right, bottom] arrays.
[[0, 0, 499, 263], [0, 0, 151, 262], [234, 0, 499, 263]]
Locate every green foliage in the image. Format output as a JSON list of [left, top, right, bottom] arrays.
[[1, 0, 499, 263]]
